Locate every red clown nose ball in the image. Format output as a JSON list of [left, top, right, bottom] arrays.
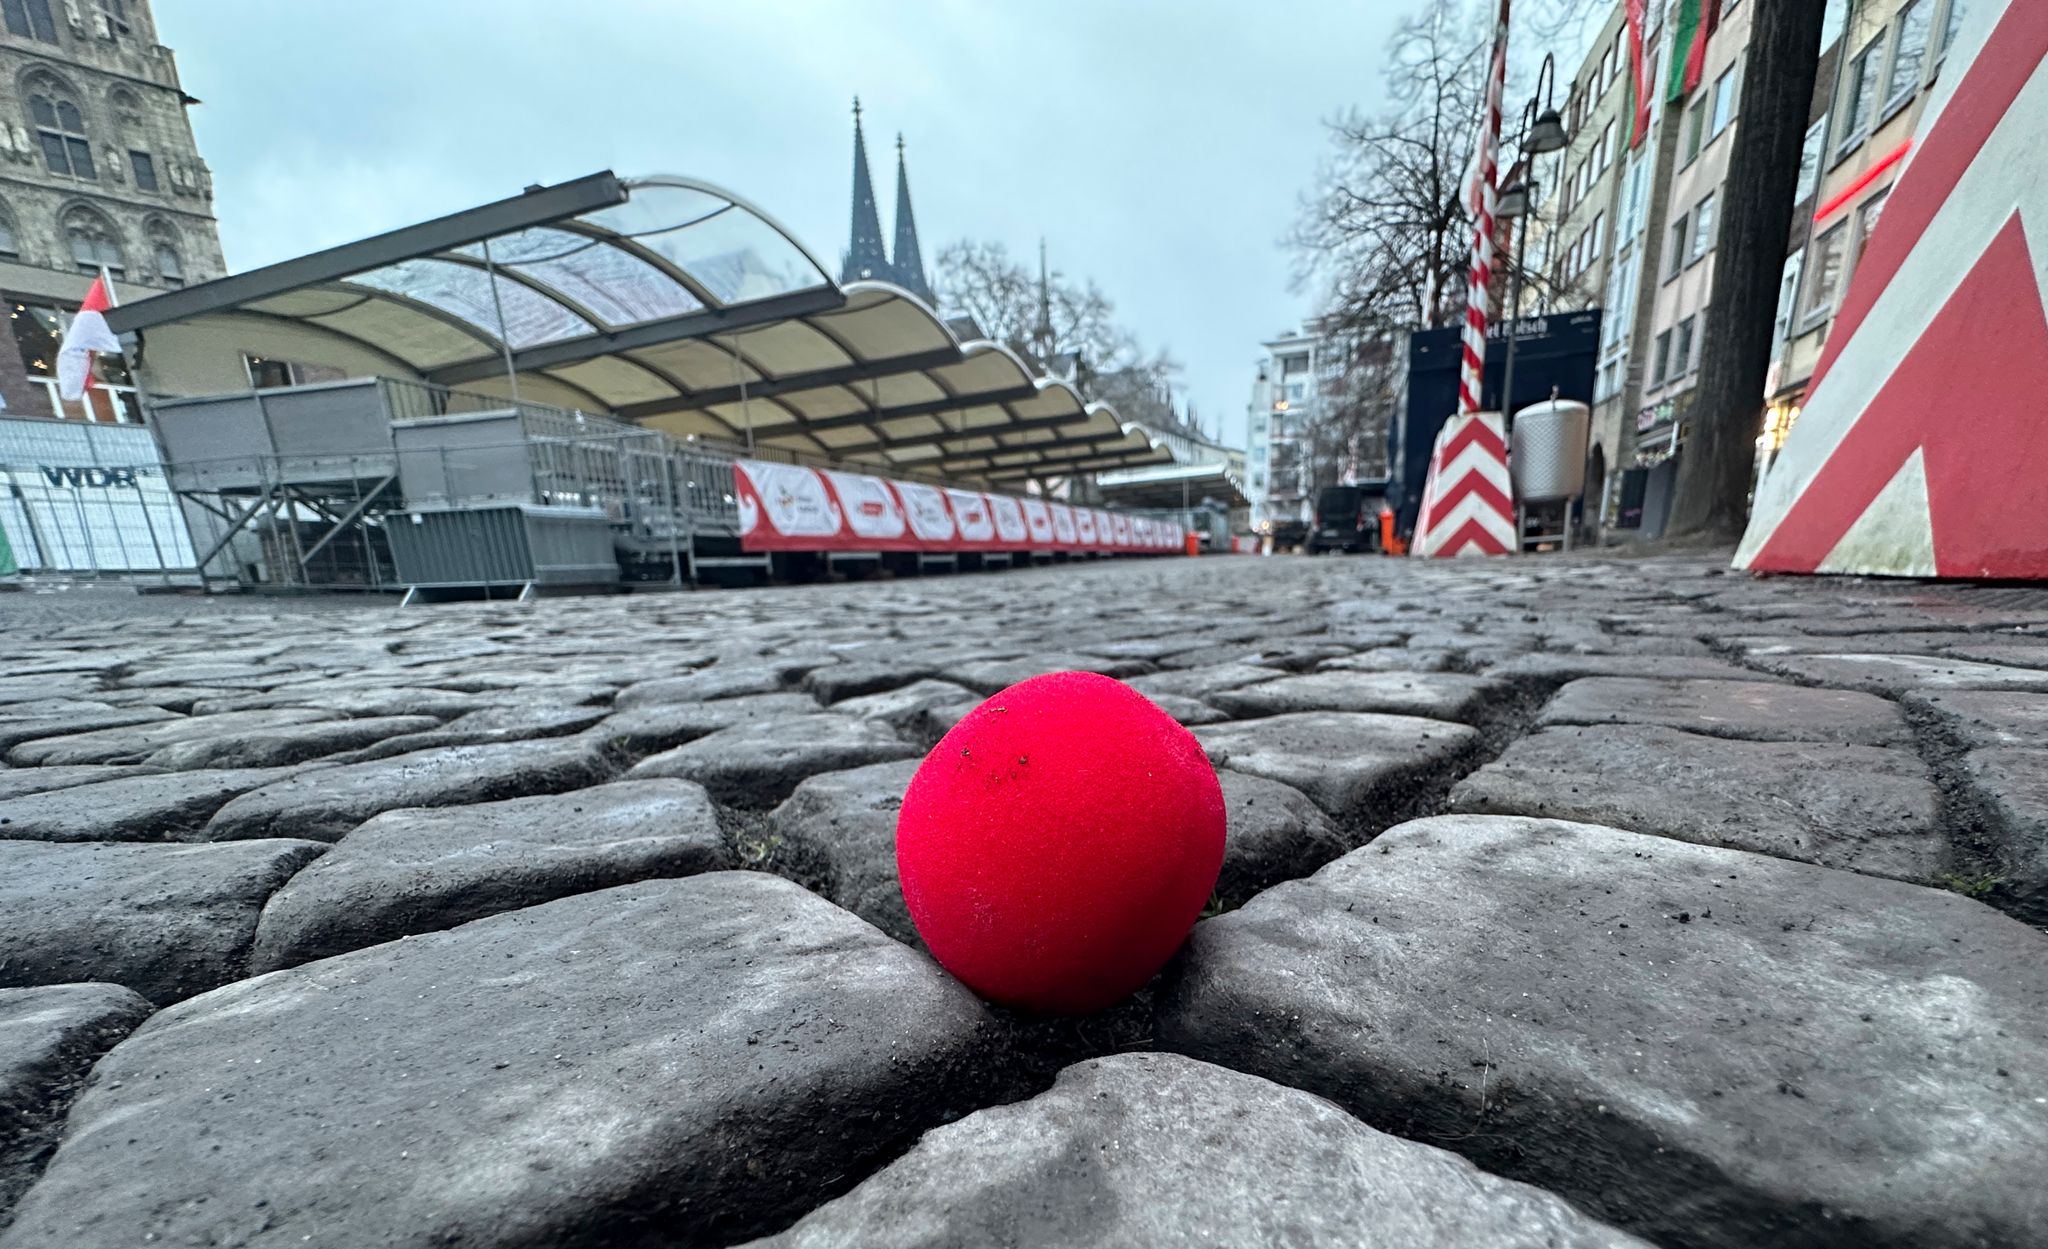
[[895, 671, 1226, 1013]]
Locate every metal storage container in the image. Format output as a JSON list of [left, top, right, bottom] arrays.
[[1509, 399, 1592, 503], [385, 504, 619, 590]]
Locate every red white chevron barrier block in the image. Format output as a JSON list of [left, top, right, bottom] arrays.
[[732, 460, 1189, 557], [1412, 412, 1516, 558], [1738, 0, 2045, 579]]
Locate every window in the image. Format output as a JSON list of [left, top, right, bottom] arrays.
[[1940, 0, 1966, 58], [1773, 250, 1804, 343], [1711, 67, 1738, 136], [62, 205, 122, 275], [1802, 222, 1849, 325], [1838, 35, 1887, 154], [1599, 120, 1616, 173], [1691, 193, 1716, 261], [2, 0, 56, 42], [1795, 119, 1827, 203], [0, 201, 15, 258], [1675, 316, 1697, 375], [146, 219, 182, 287], [1885, 0, 1933, 111], [1683, 99, 1707, 164], [1853, 188, 1890, 269], [1620, 155, 1649, 240], [245, 355, 299, 390], [1652, 330, 1673, 385], [128, 149, 155, 191], [1667, 213, 1689, 279], [26, 79, 94, 180], [1590, 211, 1606, 262], [1280, 353, 1309, 377]]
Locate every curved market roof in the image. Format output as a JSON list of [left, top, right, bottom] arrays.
[[108, 172, 1175, 483]]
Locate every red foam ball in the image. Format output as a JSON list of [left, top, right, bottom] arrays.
[[895, 671, 1226, 1013]]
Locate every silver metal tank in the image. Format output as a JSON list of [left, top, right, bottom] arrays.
[[1509, 399, 1592, 503]]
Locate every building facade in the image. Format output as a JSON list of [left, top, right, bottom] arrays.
[[1760, 0, 1969, 477], [1245, 328, 1322, 532], [0, 0, 224, 422]]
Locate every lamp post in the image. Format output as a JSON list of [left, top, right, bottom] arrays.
[[1497, 53, 1569, 433]]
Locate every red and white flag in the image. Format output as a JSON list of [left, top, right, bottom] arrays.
[[57, 270, 119, 402]]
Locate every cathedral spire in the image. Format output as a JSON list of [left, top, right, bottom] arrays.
[[841, 97, 890, 284], [1031, 238, 1056, 365], [890, 132, 934, 304]]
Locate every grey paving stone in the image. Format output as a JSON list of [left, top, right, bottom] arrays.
[[804, 661, 938, 705], [627, 714, 919, 808], [189, 685, 493, 719], [1449, 725, 1944, 882], [1939, 640, 2048, 669], [0, 983, 154, 1231], [1211, 670, 1508, 724], [1156, 815, 2048, 1249], [141, 714, 443, 770], [1126, 662, 1287, 702], [0, 706, 180, 753], [0, 768, 292, 843], [0, 674, 103, 704], [1144, 692, 1230, 726], [321, 703, 612, 763], [7, 708, 336, 767], [613, 660, 826, 709], [1192, 712, 1480, 820], [1961, 748, 2048, 924], [831, 680, 979, 738], [595, 691, 822, 756], [1316, 648, 1458, 672], [1480, 651, 1767, 686], [251, 779, 729, 971], [0, 765, 161, 800], [203, 737, 614, 843], [0, 839, 326, 1002], [1, 874, 997, 1249], [1750, 651, 2048, 694], [768, 759, 923, 945], [1213, 769, 1349, 903], [941, 653, 1154, 695], [1539, 678, 1911, 746], [1905, 689, 2048, 748], [746, 1053, 1651, 1249]]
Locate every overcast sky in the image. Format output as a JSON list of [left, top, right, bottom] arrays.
[[154, 1, 1408, 450]]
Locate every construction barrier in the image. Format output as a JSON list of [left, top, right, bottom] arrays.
[[1411, 412, 1515, 558], [732, 460, 1189, 556], [1738, 0, 2045, 579]]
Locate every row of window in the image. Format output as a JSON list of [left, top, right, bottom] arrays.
[[1835, 0, 1964, 164], [1650, 312, 1703, 389], [1558, 210, 1607, 289], [3, 0, 129, 45], [1664, 191, 1716, 282], [23, 72, 169, 194], [1679, 64, 1741, 168], [0, 199, 185, 285]]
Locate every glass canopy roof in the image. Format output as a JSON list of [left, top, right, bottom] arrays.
[[107, 172, 1174, 485]]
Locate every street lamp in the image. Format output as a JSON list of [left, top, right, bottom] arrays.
[[1499, 52, 1568, 432]]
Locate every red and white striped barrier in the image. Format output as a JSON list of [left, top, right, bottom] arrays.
[[1738, 0, 2047, 579], [1412, 412, 1516, 558], [732, 460, 1189, 556]]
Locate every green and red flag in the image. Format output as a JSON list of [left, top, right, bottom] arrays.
[[1667, 0, 1720, 102], [1625, 0, 1652, 147]]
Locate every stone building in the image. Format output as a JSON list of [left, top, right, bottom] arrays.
[[0, 0, 224, 421]]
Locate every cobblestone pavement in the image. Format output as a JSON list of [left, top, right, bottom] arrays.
[[3, 554, 2047, 1248]]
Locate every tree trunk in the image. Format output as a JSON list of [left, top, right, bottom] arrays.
[[1664, 0, 1831, 541]]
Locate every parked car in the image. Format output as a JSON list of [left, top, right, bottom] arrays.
[[1308, 481, 1388, 554]]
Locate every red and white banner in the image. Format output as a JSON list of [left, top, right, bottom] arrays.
[[1412, 412, 1516, 558], [733, 460, 1187, 556], [1737, 0, 2043, 579]]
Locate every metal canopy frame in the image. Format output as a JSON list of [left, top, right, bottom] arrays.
[[108, 170, 1179, 487]]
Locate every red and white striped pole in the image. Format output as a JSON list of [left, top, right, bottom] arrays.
[[1458, 0, 1512, 415], [1414, 0, 1519, 559]]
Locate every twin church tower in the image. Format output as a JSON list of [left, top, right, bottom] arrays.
[[840, 98, 933, 304]]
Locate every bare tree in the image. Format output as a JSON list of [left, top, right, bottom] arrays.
[[932, 239, 1181, 418]]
